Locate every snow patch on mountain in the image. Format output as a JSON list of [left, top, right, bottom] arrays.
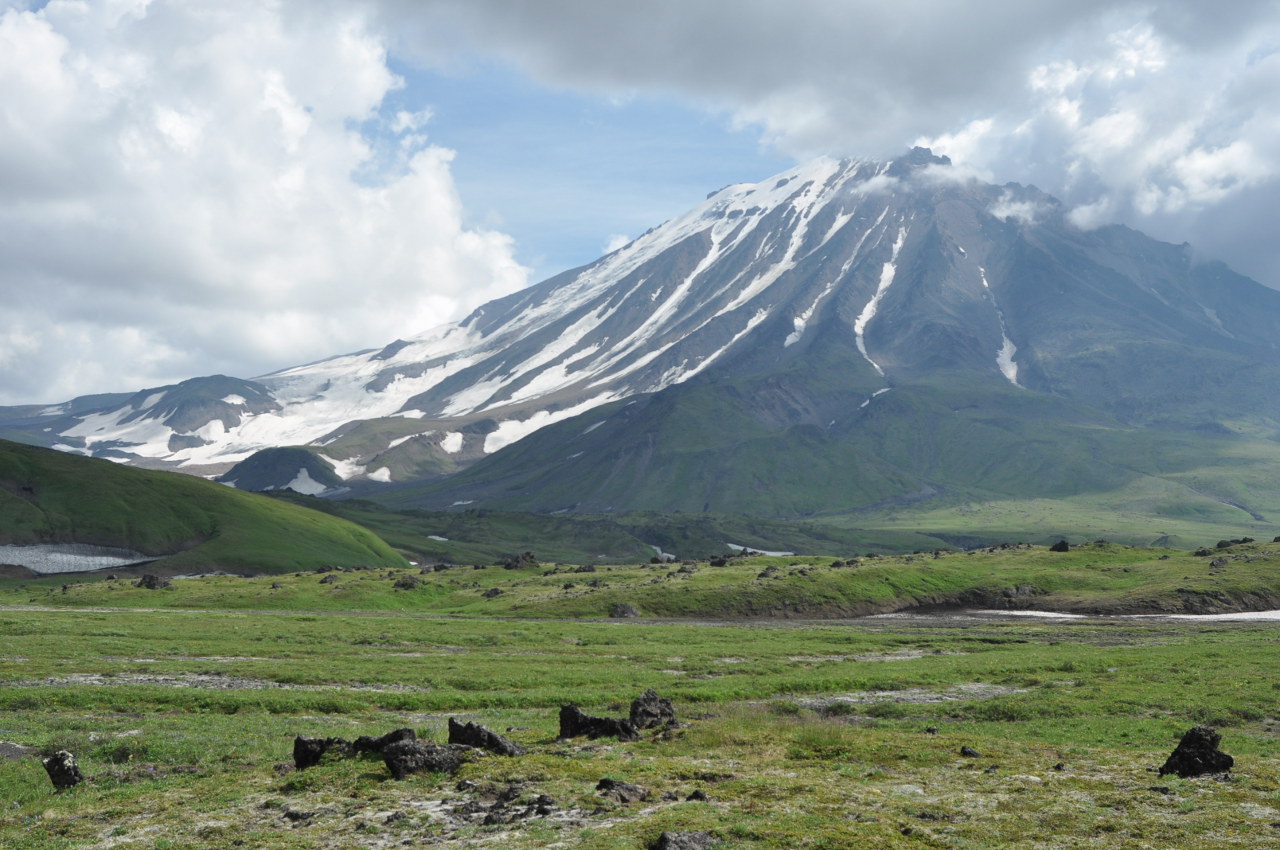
[[979, 267, 1021, 387], [854, 226, 910, 376]]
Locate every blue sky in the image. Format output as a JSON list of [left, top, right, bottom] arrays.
[[383, 59, 792, 281]]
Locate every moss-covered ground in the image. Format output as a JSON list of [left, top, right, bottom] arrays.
[[2, 544, 1280, 848]]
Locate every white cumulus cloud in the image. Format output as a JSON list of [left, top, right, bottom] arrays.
[[0, 0, 526, 404]]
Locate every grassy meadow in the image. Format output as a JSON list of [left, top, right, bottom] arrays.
[[2, 542, 1280, 848]]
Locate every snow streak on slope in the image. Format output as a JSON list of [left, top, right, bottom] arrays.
[[854, 226, 909, 376], [979, 267, 1020, 387]]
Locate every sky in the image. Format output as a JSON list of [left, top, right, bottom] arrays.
[[1, 0, 1277, 405]]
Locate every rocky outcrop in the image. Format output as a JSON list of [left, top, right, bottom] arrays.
[[597, 777, 649, 803], [559, 705, 639, 741], [630, 688, 677, 729], [1159, 726, 1234, 778], [383, 740, 473, 779], [447, 718, 524, 756]]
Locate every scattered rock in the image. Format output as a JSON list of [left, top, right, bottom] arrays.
[[318, 574, 338, 584], [597, 777, 649, 803], [0, 742, 37, 760], [924, 727, 939, 735], [501, 551, 539, 570], [383, 740, 473, 779], [686, 789, 709, 801], [1209, 557, 1229, 568], [1159, 726, 1234, 778], [559, 705, 640, 742], [610, 602, 640, 618], [481, 587, 504, 598], [1052, 762, 1066, 771], [292, 736, 354, 770], [1049, 540, 1070, 553], [630, 688, 677, 729], [960, 746, 981, 758], [353, 727, 416, 755], [984, 764, 999, 774], [574, 564, 597, 573], [134, 574, 170, 590], [393, 575, 421, 590], [448, 718, 524, 756], [650, 830, 715, 850], [43, 750, 84, 790]]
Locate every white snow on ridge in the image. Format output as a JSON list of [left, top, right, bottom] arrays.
[[321, 453, 364, 481], [483, 393, 620, 454], [439, 432, 464, 454], [141, 391, 166, 409], [860, 387, 892, 409], [854, 225, 909, 375], [726, 542, 796, 557], [221, 394, 246, 405], [368, 467, 392, 483], [979, 268, 1020, 387]]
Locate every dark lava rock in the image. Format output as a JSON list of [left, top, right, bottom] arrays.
[[960, 746, 982, 758], [610, 602, 640, 618], [1159, 726, 1234, 778], [597, 777, 649, 803], [559, 705, 640, 742], [481, 587, 504, 598], [630, 688, 677, 729], [686, 789, 709, 801], [134, 574, 170, 589], [293, 736, 354, 770], [318, 574, 338, 584], [502, 551, 539, 570], [393, 575, 421, 590], [448, 718, 524, 756], [43, 750, 84, 790], [1049, 540, 1070, 553], [383, 740, 472, 779], [650, 830, 715, 849], [353, 728, 416, 755], [924, 726, 939, 735], [708, 557, 727, 567]]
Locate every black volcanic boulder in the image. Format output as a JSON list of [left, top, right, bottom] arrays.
[[650, 831, 716, 850], [293, 736, 355, 769], [383, 740, 473, 779], [559, 705, 640, 742], [134, 574, 170, 589], [597, 777, 649, 803], [630, 688, 677, 729], [43, 750, 84, 790], [353, 727, 416, 755], [1159, 726, 1234, 778], [448, 718, 524, 756], [1049, 540, 1070, 553], [610, 602, 640, 618]]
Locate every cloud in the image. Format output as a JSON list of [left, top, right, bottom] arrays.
[[0, 0, 526, 404], [373, 0, 1280, 284]]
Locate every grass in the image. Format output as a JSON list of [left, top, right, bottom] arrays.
[[1, 590, 1280, 848]]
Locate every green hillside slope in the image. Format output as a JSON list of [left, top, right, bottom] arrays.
[[0, 440, 407, 574]]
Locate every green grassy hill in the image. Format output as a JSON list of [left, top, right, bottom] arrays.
[[0, 440, 407, 574]]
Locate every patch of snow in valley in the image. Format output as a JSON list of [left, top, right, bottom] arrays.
[[282, 468, 329, 495], [439, 432, 464, 453], [450, 500, 475, 507], [221, 394, 246, 405], [726, 543, 796, 557], [0, 544, 153, 574], [427, 535, 448, 541], [387, 433, 426, 450], [141, 391, 166, 409], [367, 467, 392, 483], [320, 454, 364, 481], [582, 421, 606, 435]]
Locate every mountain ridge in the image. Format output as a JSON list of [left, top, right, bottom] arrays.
[[3, 148, 1280, 523]]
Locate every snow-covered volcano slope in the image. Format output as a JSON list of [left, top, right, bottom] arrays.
[[7, 147, 1280, 493]]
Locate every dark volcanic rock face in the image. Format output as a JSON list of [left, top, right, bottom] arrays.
[[630, 688, 677, 729], [383, 741, 473, 780]]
